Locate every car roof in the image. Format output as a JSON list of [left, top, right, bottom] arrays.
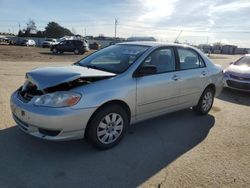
[[118, 41, 193, 48]]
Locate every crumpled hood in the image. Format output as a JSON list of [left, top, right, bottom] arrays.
[[26, 65, 115, 90], [226, 64, 250, 78]]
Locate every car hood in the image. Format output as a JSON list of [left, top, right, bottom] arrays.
[[226, 64, 250, 78], [26, 65, 116, 90]]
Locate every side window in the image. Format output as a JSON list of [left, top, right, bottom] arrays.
[[177, 48, 205, 70], [65, 41, 72, 46], [143, 48, 176, 74]]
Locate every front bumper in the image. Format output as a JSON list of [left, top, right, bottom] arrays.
[[223, 77, 250, 92], [10, 91, 96, 141]]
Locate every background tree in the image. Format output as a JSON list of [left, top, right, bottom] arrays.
[[45, 22, 73, 38], [24, 19, 37, 36]]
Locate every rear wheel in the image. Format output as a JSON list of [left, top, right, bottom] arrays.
[[86, 105, 129, 150], [193, 87, 214, 115]]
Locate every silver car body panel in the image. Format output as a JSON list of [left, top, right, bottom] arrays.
[[11, 42, 223, 140]]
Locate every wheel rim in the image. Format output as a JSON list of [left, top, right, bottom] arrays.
[[53, 48, 57, 53], [74, 49, 79, 54], [97, 113, 124, 144], [202, 91, 213, 111]]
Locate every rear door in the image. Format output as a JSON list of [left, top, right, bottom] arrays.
[[176, 47, 208, 107], [136, 47, 181, 120], [65, 40, 73, 52]]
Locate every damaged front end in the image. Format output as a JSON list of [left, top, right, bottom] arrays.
[[18, 66, 116, 103]]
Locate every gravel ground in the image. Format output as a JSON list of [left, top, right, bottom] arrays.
[[0, 45, 249, 188]]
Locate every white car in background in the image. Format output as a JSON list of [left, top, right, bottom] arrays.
[[21, 39, 36, 46], [224, 54, 250, 92], [42, 39, 58, 48]]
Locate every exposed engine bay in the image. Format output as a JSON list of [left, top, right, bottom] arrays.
[[18, 76, 113, 102]]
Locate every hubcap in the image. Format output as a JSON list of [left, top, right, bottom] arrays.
[[97, 113, 124, 144], [202, 91, 213, 111]]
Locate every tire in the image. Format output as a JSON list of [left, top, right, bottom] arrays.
[[52, 48, 58, 54], [74, 48, 80, 55], [193, 87, 215, 115], [86, 104, 129, 150]]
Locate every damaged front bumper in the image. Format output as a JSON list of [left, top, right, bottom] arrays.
[[10, 91, 96, 141]]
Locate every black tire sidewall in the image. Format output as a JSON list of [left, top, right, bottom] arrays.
[[52, 48, 58, 54], [74, 49, 80, 55], [194, 88, 214, 115], [86, 105, 129, 150]]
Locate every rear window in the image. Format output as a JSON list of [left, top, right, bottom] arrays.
[[177, 48, 205, 70]]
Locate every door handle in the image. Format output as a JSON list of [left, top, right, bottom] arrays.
[[201, 70, 207, 76], [172, 75, 179, 81]]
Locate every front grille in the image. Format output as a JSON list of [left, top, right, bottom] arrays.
[[227, 80, 250, 90], [229, 74, 250, 81], [13, 114, 29, 131], [38, 128, 61, 137], [18, 81, 43, 102]]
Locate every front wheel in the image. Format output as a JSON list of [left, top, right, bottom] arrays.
[[74, 48, 80, 55], [193, 87, 214, 115], [52, 48, 58, 54], [86, 105, 129, 150]]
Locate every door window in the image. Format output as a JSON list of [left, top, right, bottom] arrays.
[[177, 48, 205, 70], [143, 48, 176, 74]]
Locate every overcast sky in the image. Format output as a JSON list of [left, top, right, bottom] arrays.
[[0, 0, 250, 47]]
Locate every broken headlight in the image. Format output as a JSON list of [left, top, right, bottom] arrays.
[[34, 91, 81, 107]]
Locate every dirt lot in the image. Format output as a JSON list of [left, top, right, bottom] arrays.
[[0, 45, 95, 62], [0, 45, 249, 188]]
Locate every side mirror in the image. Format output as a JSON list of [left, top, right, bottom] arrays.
[[133, 65, 157, 77]]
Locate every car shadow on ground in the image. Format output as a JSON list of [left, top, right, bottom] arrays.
[[0, 109, 214, 188], [217, 88, 250, 106]]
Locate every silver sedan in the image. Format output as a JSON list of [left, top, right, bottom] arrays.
[[223, 54, 250, 92], [10, 42, 223, 149]]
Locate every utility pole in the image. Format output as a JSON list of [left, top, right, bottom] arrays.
[[18, 23, 21, 31], [84, 28, 86, 37], [114, 19, 118, 39]]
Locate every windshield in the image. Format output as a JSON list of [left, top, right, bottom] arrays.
[[234, 56, 250, 67], [77, 44, 149, 74]]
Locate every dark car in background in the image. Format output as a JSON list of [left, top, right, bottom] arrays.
[[50, 40, 89, 55]]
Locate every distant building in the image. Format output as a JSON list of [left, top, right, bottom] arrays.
[[234, 48, 247, 54], [221, 45, 237, 54], [126, 36, 157, 42], [211, 44, 222, 54], [198, 44, 212, 53]]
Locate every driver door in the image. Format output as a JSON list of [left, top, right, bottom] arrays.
[[135, 47, 181, 120]]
